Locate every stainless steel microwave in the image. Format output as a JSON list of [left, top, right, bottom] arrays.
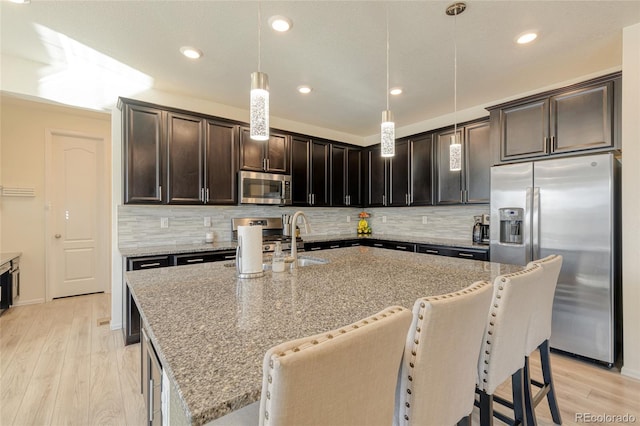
[[238, 171, 292, 205]]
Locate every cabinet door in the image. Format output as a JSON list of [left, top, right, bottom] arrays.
[[435, 128, 463, 205], [465, 120, 491, 203], [166, 112, 204, 204], [266, 133, 289, 174], [205, 120, 238, 204], [389, 140, 410, 206], [410, 135, 433, 206], [331, 145, 347, 206], [239, 126, 265, 171], [148, 338, 163, 426], [291, 137, 310, 205], [347, 148, 362, 206], [310, 140, 330, 206], [123, 104, 165, 204], [500, 99, 550, 160], [551, 82, 613, 153], [366, 146, 386, 207]]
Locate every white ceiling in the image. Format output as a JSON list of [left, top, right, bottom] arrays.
[[1, 1, 639, 139]]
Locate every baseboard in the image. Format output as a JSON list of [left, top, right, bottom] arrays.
[[12, 298, 45, 306], [620, 366, 640, 381], [110, 321, 123, 331]]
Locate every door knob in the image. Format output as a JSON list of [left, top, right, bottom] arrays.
[[55, 234, 61, 239]]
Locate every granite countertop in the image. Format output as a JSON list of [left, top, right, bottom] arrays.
[[119, 234, 488, 258], [126, 246, 519, 425], [0, 252, 21, 266]]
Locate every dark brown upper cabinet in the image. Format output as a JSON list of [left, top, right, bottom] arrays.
[[122, 102, 165, 204], [120, 98, 239, 205], [204, 120, 238, 205], [290, 137, 329, 206], [489, 72, 620, 164], [435, 119, 490, 205], [365, 137, 433, 207], [239, 127, 289, 174], [166, 112, 204, 204], [331, 145, 362, 207]]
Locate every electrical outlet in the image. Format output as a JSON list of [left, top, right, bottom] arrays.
[[346, 216, 351, 223], [160, 217, 169, 228], [422, 216, 428, 225], [204, 217, 212, 227], [382, 215, 387, 223]]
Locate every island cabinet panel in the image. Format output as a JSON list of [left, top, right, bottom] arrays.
[[331, 145, 363, 207], [166, 112, 204, 204], [490, 72, 620, 164], [204, 120, 238, 205], [434, 119, 490, 205], [409, 134, 434, 206], [123, 103, 165, 204], [239, 127, 290, 174], [417, 244, 489, 261]]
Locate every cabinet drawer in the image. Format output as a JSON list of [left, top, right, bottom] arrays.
[[171, 251, 236, 266], [417, 244, 489, 261], [127, 256, 170, 271]]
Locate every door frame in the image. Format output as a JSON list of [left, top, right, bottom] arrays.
[[45, 128, 110, 302]]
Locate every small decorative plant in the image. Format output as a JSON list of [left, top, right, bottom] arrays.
[[357, 212, 372, 235]]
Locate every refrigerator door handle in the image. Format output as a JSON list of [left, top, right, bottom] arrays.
[[532, 187, 541, 261], [525, 187, 533, 264]]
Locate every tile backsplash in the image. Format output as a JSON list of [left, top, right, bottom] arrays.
[[117, 204, 489, 248]]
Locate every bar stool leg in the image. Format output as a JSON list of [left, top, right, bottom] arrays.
[[457, 413, 472, 426], [540, 340, 562, 424], [511, 369, 527, 426], [479, 390, 494, 426], [523, 357, 537, 426]]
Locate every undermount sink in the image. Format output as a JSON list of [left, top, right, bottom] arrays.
[[262, 256, 330, 270]]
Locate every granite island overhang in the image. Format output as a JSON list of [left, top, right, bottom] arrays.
[[125, 246, 521, 425]]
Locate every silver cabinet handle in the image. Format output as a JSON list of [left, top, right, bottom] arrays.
[[186, 258, 204, 263], [263, 158, 267, 170], [396, 245, 408, 250], [158, 186, 162, 201], [200, 188, 205, 202], [140, 262, 161, 268], [55, 234, 62, 239], [458, 253, 474, 258], [329, 244, 340, 249], [206, 188, 210, 203], [373, 243, 384, 247], [308, 193, 312, 205], [426, 249, 439, 254], [310, 247, 322, 251], [223, 254, 236, 260], [149, 377, 154, 421]]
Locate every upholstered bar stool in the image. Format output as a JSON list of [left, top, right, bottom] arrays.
[[210, 306, 412, 426], [522, 255, 563, 426], [476, 265, 545, 426], [395, 281, 493, 426]]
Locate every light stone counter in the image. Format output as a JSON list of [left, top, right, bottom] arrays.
[[126, 246, 519, 425], [119, 241, 237, 257]]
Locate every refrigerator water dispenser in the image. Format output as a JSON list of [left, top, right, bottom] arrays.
[[499, 208, 523, 244]]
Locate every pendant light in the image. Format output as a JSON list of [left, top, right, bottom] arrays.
[[250, 2, 269, 141], [447, 2, 465, 171], [380, 5, 395, 157]]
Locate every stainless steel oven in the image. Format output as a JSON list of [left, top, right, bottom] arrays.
[[238, 171, 291, 205]]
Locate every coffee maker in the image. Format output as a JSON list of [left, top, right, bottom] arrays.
[[473, 214, 490, 244]]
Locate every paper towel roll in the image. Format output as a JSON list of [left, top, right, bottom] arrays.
[[237, 225, 264, 277]]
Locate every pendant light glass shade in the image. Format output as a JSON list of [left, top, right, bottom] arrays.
[[449, 134, 462, 171], [250, 71, 269, 141], [381, 110, 395, 157]]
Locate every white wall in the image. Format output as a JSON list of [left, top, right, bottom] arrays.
[[0, 95, 112, 304], [621, 23, 640, 380]]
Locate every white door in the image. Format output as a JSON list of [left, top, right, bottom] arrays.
[[49, 131, 105, 298]]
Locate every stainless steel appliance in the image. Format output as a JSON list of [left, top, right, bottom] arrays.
[[490, 153, 620, 365], [238, 171, 292, 205], [473, 214, 491, 244], [231, 217, 303, 253]]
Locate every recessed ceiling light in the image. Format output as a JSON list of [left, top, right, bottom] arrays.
[[297, 85, 312, 94], [516, 32, 538, 45], [180, 46, 203, 59], [9, 0, 30, 3], [390, 87, 403, 96], [269, 15, 293, 32]]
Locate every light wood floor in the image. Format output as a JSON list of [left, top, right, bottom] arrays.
[[1, 293, 639, 426]]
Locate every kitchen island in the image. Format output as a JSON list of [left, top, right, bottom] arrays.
[[126, 246, 520, 425]]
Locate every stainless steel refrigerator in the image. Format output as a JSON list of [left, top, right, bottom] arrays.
[[490, 153, 620, 365]]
